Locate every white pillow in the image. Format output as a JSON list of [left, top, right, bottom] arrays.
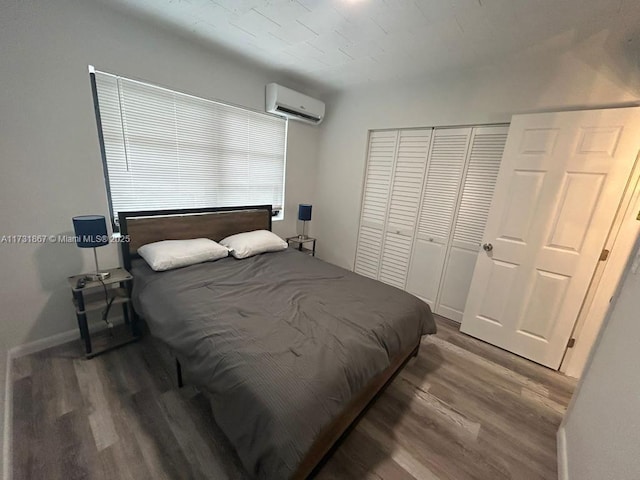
[[220, 230, 287, 259], [138, 238, 229, 271]]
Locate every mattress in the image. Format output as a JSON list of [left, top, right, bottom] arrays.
[[131, 248, 435, 479]]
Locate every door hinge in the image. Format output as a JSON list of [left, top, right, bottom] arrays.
[[599, 249, 610, 261], [567, 338, 576, 349]]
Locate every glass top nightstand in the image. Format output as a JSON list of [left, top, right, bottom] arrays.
[[286, 236, 316, 256], [68, 267, 140, 358]]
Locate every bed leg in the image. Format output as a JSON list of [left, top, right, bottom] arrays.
[[176, 358, 184, 388]]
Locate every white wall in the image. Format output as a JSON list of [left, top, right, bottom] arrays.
[[1, 350, 5, 480], [560, 237, 640, 480], [0, 0, 319, 349], [313, 38, 640, 269]]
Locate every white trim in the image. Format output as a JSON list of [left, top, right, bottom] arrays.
[[8, 329, 78, 359], [556, 238, 640, 480], [557, 425, 569, 480], [560, 153, 640, 378], [3, 350, 13, 480]]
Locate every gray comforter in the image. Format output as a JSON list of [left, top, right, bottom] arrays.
[[131, 248, 435, 479]]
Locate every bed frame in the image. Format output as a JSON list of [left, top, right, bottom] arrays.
[[118, 204, 273, 270], [118, 205, 420, 479]]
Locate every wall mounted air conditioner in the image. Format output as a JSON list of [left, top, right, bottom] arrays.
[[266, 83, 325, 125]]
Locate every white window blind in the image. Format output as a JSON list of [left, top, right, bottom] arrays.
[[91, 70, 287, 223]]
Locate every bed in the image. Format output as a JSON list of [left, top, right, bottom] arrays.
[[119, 205, 436, 479]]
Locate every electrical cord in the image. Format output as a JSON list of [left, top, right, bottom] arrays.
[[98, 277, 115, 334]]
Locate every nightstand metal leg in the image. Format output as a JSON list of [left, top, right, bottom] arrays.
[[123, 279, 139, 336], [79, 312, 92, 355], [131, 306, 140, 337], [122, 303, 131, 325], [121, 280, 131, 325], [73, 290, 92, 354], [176, 359, 184, 388]]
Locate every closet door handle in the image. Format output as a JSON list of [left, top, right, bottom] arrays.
[[482, 243, 493, 252]]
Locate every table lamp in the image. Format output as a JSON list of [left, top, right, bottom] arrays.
[[298, 204, 312, 240], [72, 215, 110, 281]]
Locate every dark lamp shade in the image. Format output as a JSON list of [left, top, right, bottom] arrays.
[[72, 215, 109, 248], [298, 204, 312, 221]]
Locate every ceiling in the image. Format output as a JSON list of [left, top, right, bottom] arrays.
[[96, 0, 640, 92]]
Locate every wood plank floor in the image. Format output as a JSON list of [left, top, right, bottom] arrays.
[[11, 316, 576, 480]]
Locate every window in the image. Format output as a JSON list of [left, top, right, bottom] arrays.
[[90, 68, 287, 225]]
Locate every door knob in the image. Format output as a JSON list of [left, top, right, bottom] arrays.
[[482, 243, 493, 252]]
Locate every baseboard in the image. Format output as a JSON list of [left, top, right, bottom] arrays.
[[3, 350, 13, 480], [8, 329, 78, 359], [434, 306, 463, 323], [557, 425, 569, 480], [8, 315, 127, 360]]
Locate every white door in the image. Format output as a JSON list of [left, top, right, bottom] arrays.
[[406, 128, 471, 307], [354, 130, 398, 279], [379, 130, 432, 289], [461, 108, 640, 369], [437, 126, 509, 321]]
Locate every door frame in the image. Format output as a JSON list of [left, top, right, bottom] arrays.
[[560, 150, 640, 377]]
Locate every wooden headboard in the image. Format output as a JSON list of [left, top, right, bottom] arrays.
[[118, 205, 272, 270]]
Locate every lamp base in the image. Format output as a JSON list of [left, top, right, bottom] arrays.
[[84, 272, 111, 282], [86, 247, 110, 282], [297, 234, 309, 240]]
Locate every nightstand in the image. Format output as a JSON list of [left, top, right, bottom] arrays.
[[68, 267, 140, 358], [287, 236, 316, 256]]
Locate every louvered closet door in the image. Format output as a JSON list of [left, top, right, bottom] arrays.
[[406, 128, 472, 307], [354, 130, 398, 279], [437, 126, 509, 321], [379, 129, 432, 288]]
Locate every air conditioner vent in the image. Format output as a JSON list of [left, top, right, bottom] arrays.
[[275, 105, 321, 122], [266, 83, 325, 125]]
